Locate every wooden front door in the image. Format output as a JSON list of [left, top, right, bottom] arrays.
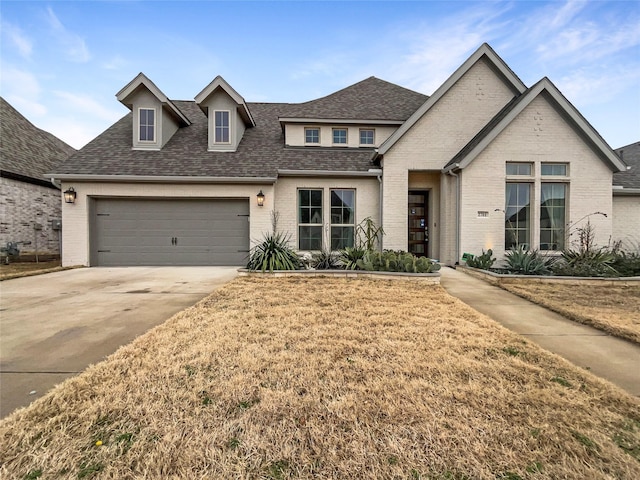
[[408, 191, 429, 257]]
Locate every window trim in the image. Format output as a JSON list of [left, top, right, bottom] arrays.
[[304, 127, 320, 145], [138, 107, 156, 143], [213, 110, 231, 144], [330, 188, 356, 250], [332, 128, 348, 145], [359, 128, 375, 146], [298, 188, 324, 251]]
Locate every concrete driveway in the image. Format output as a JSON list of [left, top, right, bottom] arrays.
[[0, 267, 238, 418]]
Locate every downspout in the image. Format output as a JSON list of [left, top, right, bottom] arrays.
[[50, 177, 61, 189], [377, 171, 383, 251], [446, 167, 460, 265]]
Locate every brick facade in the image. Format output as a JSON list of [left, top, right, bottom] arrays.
[[612, 195, 640, 246], [0, 177, 62, 257]]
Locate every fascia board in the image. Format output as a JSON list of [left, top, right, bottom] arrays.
[[277, 169, 381, 177], [278, 118, 404, 126], [378, 43, 527, 156], [44, 174, 277, 184]]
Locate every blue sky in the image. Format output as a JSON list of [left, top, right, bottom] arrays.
[[1, 0, 639, 150]]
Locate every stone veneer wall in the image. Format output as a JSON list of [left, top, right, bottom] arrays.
[[0, 177, 62, 256]]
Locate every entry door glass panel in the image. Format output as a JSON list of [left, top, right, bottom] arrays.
[[408, 191, 428, 257]]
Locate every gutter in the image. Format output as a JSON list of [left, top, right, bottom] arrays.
[[613, 186, 640, 196], [44, 174, 277, 184], [277, 169, 382, 177]]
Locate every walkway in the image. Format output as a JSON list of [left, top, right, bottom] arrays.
[[439, 267, 640, 396]]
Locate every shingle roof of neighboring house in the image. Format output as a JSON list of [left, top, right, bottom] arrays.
[[0, 97, 76, 185], [52, 101, 377, 178], [614, 141, 640, 189], [281, 77, 428, 121]]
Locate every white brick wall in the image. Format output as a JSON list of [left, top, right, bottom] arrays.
[[612, 195, 640, 246], [274, 176, 380, 250], [0, 177, 61, 256], [382, 57, 516, 263], [60, 182, 274, 266], [461, 95, 615, 260]]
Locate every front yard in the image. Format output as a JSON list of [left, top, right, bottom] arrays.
[[1, 277, 639, 479]]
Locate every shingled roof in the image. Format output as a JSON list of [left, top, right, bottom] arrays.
[[1, 97, 75, 185], [281, 77, 428, 121], [51, 77, 427, 179], [614, 141, 640, 190]]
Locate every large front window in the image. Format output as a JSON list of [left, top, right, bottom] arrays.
[[505, 183, 531, 249], [330, 189, 355, 249], [214, 110, 230, 143], [540, 183, 566, 250], [139, 108, 155, 142], [298, 189, 323, 250]]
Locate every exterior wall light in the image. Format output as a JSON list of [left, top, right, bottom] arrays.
[[64, 187, 77, 204], [257, 190, 265, 207]]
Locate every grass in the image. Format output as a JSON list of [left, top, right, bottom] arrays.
[[1, 277, 639, 479], [499, 282, 640, 344], [0, 260, 65, 281]]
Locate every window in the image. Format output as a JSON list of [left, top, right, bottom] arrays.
[[298, 189, 323, 250], [540, 183, 566, 250], [214, 111, 230, 143], [330, 189, 355, 249], [333, 128, 347, 145], [305, 128, 320, 144], [139, 108, 155, 142], [359, 129, 375, 145], [541, 163, 568, 176], [506, 162, 532, 176], [505, 183, 531, 249]]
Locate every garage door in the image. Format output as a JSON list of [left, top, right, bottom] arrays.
[[92, 198, 250, 266]]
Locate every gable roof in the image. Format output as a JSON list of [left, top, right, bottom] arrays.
[[195, 75, 256, 127], [0, 97, 75, 186], [280, 77, 427, 121], [378, 43, 527, 156], [442, 77, 627, 173], [614, 141, 640, 190], [116, 73, 191, 126]]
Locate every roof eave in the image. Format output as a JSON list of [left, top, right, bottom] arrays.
[[278, 117, 404, 126], [45, 174, 277, 184]]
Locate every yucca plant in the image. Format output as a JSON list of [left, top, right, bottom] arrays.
[[311, 249, 341, 270], [247, 232, 301, 272], [338, 246, 367, 270], [504, 246, 553, 275]]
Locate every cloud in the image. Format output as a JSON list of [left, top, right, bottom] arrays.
[[556, 66, 640, 107], [38, 116, 103, 149], [52, 91, 123, 123], [0, 66, 47, 116], [46, 6, 91, 62], [1, 21, 33, 58], [102, 55, 127, 71]]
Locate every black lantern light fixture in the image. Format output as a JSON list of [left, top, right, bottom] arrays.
[[257, 190, 265, 207], [63, 187, 77, 204]]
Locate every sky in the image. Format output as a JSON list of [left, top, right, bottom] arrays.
[[1, 0, 639, 150]]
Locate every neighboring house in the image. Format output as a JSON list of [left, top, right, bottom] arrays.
[[613, 141, 640, 246], [1, 97, 76, 258], [48, 44, 630, 267]]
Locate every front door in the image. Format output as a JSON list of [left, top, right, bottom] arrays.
[[408, 191, 429, 257]]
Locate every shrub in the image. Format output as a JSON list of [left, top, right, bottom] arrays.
[[465, 249, 495, 270], [356, 251, 441, 273], [338, 246, 367, 270], [311, 249, 341, 270], [611, 250, 640, 277], [247, 232, 301, 272], [504, 246, 554, 275], [553, 248, 618, 277]]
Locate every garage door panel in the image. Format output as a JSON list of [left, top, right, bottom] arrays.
[[93, 199, 249, 266]]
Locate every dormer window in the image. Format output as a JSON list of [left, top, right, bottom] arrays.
[[139, 108, 155, 142], [214, 110, 230, 144], [333, 128, 347, 145], [305, 128, 320, 144], [360, 129, 375, 145]]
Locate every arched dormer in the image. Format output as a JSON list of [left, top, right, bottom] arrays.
[[195, 76, 256, 152]]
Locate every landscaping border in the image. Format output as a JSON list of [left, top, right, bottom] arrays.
[[238, 268, 440, 284], [457, 265, 640, 286]]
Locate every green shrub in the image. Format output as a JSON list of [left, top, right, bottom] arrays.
[[247, 232, 301, 272], [311, 249, 341, 270], [465, 249, 495, 270], [611, 250, 640, 277], [338, 246, 367, 270], [553, 248, 618, 277], [504, 246, 553, 275], [356, 251, 441, 273]]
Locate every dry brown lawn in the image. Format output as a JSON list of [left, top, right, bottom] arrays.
[[500, 282, 640, 345], [0, 261, 64, 281], [1, 277, 639, 479]]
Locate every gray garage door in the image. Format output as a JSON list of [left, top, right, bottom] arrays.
[[92, 198, 250, 266]]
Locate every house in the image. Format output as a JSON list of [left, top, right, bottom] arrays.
[[1, 97, 76, 259], [47, 44, 630, 267], [613, 141, 640, 246]]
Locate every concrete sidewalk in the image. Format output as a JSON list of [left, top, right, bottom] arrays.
[[439, 267, 640, 396]]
